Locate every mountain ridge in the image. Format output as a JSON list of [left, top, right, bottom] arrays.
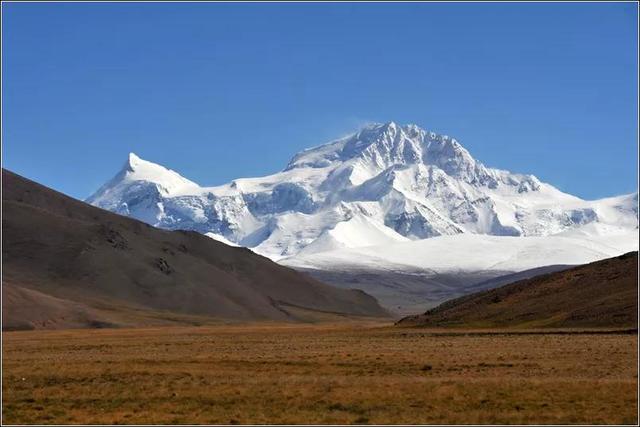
[[87, 121, 638, 261]]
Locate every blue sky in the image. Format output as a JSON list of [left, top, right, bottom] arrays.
[[2, 2, 638, 200]]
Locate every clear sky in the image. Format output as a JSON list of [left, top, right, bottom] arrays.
[[2, 2, 638, 200]]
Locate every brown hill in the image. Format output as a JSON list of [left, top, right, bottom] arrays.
[[2, 169, 388, 330], [397, 252, 638, 328]]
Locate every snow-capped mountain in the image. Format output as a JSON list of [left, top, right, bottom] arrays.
[[87, 122, 638, 261], [86, 121, 638, 314]]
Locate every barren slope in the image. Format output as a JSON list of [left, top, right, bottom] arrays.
[[2, 169, 387, 330], [397, 252, 638, 328]]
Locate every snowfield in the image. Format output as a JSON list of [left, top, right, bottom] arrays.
[[280, 230, 638, 314], [280, 231, 638, 275]]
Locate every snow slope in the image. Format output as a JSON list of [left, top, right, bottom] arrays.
[[281, 230, 638, 314], [281, 231, 639, 274], [87, 122, 638, 261]]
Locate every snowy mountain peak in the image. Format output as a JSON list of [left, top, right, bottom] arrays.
[[285, 122, 506, 190], [125, 152, 144, 170], [86, 153, 200, 221], [123, 153, 198, 191], [87, 122, 637, 260]]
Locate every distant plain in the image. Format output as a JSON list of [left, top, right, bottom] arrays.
[[2, 322, 637, 425]]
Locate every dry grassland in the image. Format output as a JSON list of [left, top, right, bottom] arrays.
[[2, 322, 637, 424]]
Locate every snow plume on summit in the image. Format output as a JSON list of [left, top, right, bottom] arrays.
[[87, 122, 638, 261]]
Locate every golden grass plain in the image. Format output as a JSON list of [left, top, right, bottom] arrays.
[[2, 322, 638, 425]]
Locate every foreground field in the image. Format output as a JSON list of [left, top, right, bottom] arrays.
[[2, 323, 638, 424]]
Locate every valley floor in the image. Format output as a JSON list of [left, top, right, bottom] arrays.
[[2, 322, 638, 424]]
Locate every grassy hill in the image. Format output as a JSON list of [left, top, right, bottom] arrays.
[[397, 252, 638, 328]]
